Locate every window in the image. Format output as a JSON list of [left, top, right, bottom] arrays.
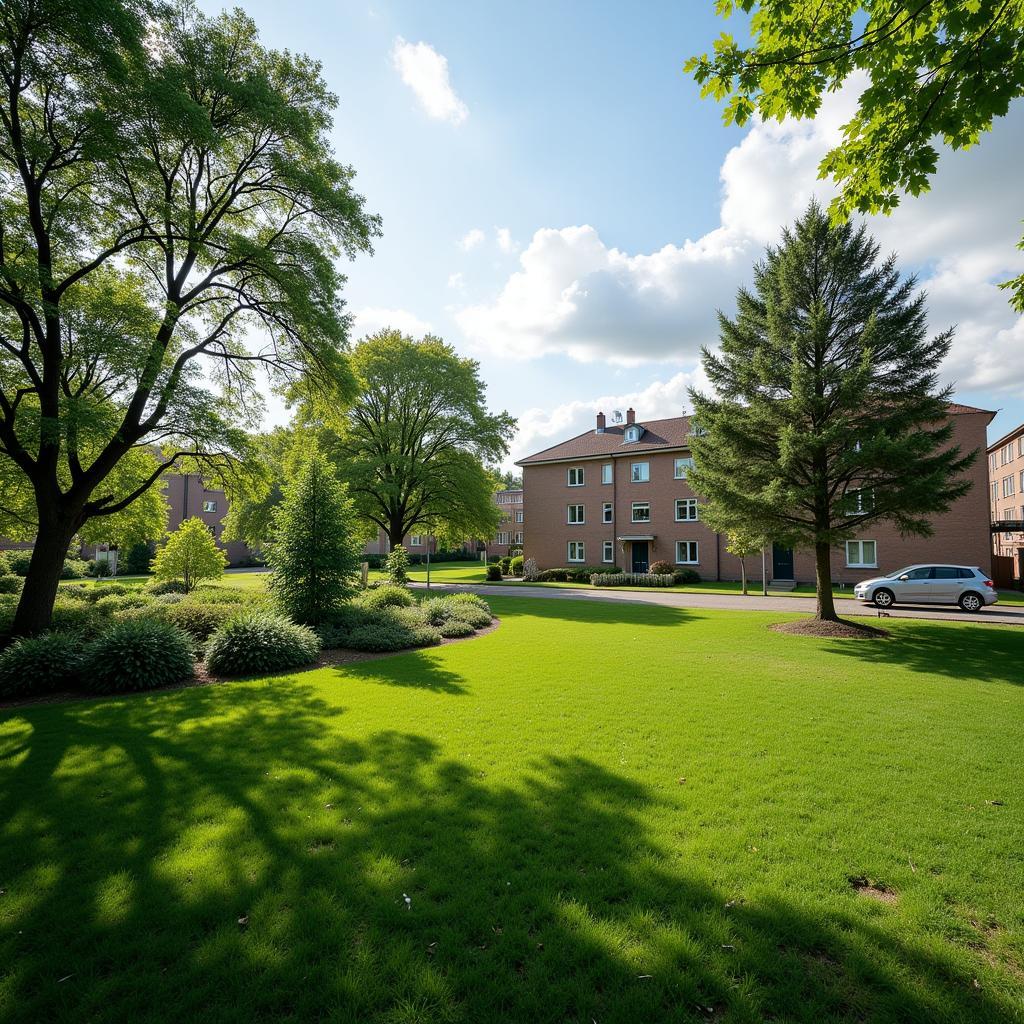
[[602, 540, 614, 563], [1003, 475, 1016, 498], [631, 502, 650, 522], [568, 466, 584, 486], [410, 535, 423, 546], [567, 541, 585, 563], [202, 500, 217, 513], [1020, 470, 1024, 495], [1004, 508, 1017, 521], [630, 461, 650, 482], [601, 462, 613, 484], [845, 540, 877, 567], [674, 457, 694, 479], [992, 482, 999, 504], [675, 498, 698, 522], [567, 504, 585, 524], [496, 532, 510, 544], [602, 502, 613, 523], [675, 541, 699, 564], [515, 510, 524, 523], [514, 532, 523, 544], [1020, 437, 1024, 457], [624, 426, 641, 443]]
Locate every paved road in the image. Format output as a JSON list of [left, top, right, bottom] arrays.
[[414, 581, 1024, 626]]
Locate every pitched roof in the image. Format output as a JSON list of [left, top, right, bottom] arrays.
[[517, 416, 693, 465], [518, 402, 993, 466]]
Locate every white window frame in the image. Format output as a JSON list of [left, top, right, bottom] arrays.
[[845, 540, 878, 568], [631, 502, 650, 523], [602, 540, 614, 563], [514, 532, 523, 544], [202, 499, 217, 513], [567, 541, 585, 563], [515, 510, 524, 523], [567, 504, 585, 525], [495, 532, 510, 545], [567, 466, 585, 487], [410, 535, 423, 546], [601, 462, 613, 485], [624, 426, 640, 443], [673, 457, 694, 479], [675, 540, 699, 565], [630, 461, 650, 483], [602, 502, 613, 524], [674, 498, 698, 522], [1003, 475, 1016, 498]]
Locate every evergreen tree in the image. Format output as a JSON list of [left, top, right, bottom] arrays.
[[152, 519, 228, 593], [269, 452, 362, 625], [689, 203, 976, 622]]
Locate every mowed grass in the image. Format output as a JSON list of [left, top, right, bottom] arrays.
[[1, 599, 1023, 1023], [368, 561, 489, 585]]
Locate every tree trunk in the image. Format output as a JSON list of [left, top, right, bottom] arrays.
[[740, 557, 748, 596], [387, 521, 405, 551], [11, 518, 79, 636], [814, 540, 838, 621]]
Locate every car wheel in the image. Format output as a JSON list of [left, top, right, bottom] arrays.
[[873, 588, 894, 609], [959, 592, 983, 613]]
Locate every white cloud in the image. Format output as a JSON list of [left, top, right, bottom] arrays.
[[352, 307, 432, 338], [458, 80, 1024, 393], [496, 227, 516, 253], [447, 272, 465, 290], [509, 369, 711, 468], [458, 228, 485, 251], [391, 37, 468, 125]]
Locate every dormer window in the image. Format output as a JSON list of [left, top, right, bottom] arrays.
[[624, 425, 642, 443]]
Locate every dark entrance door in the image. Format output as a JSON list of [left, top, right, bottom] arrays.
[[772, 543, 794, 580], [631, 541, 649, 573]]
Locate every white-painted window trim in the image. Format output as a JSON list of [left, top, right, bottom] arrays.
[[845, 539, 877, 568], [602, 540, 614, 563], [674, 498, 698, 522], [601, 463, 613, 484], [631, 502, 651, 523], [602, 502, 613, 524], [567, 504, 585, 525], [568, 466, 585, 487], [675, 540, 699, 565], [567, 541, 585, 563], [630, 461, 650, 482]]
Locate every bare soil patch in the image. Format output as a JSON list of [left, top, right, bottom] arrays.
[[772, 617, 889, 639], [849, 876, 898, 903]]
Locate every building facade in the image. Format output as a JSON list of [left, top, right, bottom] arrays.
[[162, 472, 253, 566], [486, 488, 524, 558], [988, 422, 1024, 582], [518, 404, 994, 585]]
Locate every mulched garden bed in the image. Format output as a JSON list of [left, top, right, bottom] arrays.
[[770, 617, 889, 639]]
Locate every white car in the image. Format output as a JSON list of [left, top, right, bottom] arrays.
[[853, 564, 998, 612]]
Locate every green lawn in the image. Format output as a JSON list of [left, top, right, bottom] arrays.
[[367, 560, 489, 585], [2, 599, 1023, 1023]]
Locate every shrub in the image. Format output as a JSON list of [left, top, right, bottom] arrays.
[[155, 592, 187, 606], [383, 545, 410, 585], [82, 619, 194, 693], [145, 579, 189, 596], [94, 592, 152, 615], [0, 551, 10, 574], [185, 585, 252, 605], [345, 621, 439, 652], [6, 551, 33, 576], [672, 568, 702, 585], [420, 595, 492, 630], [50, 596, 110, 637], [649, 560, 674, 576], [0, 576, 22, 595], [0, 632, 84, 699], [152, 517, 228, 592], [523, 557, 540, 582], [590, 572, 675, 587], [205, 611, 321, 676], [356, 584, 414, 609], [486, 563, 502, 581], [85, 582, 138, 601], [499, 556, 511, 574], [60, 558, 90, 580], [510, 555, 524, 577], [437, 618, 475, 639], [121, 541, 155, 576], [164, 602, 239, 641], [318, 604, 441, 652]]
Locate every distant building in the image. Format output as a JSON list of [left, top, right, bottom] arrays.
[[486, 488, 523, 559], [988, 422, 1024, 584]]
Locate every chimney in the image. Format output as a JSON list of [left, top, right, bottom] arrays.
[[595, 411, 606, 433], [626, 407, 636, 425]]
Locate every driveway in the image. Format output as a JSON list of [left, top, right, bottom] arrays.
[[413, 582, 1024, 626]]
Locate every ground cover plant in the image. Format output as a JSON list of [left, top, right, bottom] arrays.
[[1, 597, 1022, 1022]]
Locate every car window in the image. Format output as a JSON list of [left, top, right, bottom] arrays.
[[905, 567, 933, 580], [932, 567, 958, 579], [956, 568, 975, 579]]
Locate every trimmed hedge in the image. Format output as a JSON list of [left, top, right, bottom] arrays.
[[205, 611, 320, 677], [672, 568, 701, 585], [510, 555, 524, 577], [486, 563, 502, 581], [83, 619, 194, 694], [591, 572, 675, 587], [0, 576, 22, 595], [0, 632, 84, 699], [345, 621, 440, 652], [537, 565, 620, 583]]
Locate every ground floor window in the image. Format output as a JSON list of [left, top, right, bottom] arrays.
[[410, 535, 423, 546], [675, 540, 698, 564], [602, 540, 614, 563], [845, 539, 877, 567], [568, 541, 585, 563], [496, 532, 510, 545], [514, 532, 523, 544]]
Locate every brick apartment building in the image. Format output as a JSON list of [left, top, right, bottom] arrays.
[[988, 422, 1024, 583], [487, 488, 524, 558], [518, 404, 994, 586]]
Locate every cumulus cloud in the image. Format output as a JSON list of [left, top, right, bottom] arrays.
[[391, 37, 468, 125], [458, 80, 1024, 393], [458, 228, 485, 251], [352, 307, 432, 339]]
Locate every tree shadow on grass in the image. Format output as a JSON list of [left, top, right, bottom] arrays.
[[0, 682, 1018, 1023], [818, 620, 1024, 687], [331, 648, 470, 695]]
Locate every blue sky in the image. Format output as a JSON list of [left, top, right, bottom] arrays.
[[202, 0, 1024, 463]]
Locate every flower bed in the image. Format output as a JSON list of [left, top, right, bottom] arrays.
[[590, 572, 675, 587]]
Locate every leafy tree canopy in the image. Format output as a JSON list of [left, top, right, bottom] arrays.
[[688, 203, 975, 621], [152, 516, 227, 592], [686, 1, 1024, 309]]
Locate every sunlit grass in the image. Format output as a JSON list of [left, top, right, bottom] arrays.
[[2, 598, 1023, 1022]]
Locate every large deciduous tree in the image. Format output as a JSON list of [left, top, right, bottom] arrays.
[[686, 1, 1024, 310], [688, 203, 975, 622], [331, 330, 515, 549], [0, 0, 379, 634]]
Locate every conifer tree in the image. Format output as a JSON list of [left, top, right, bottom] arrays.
[[689, 203, 975, 622], [269, 451, 362, 625]]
